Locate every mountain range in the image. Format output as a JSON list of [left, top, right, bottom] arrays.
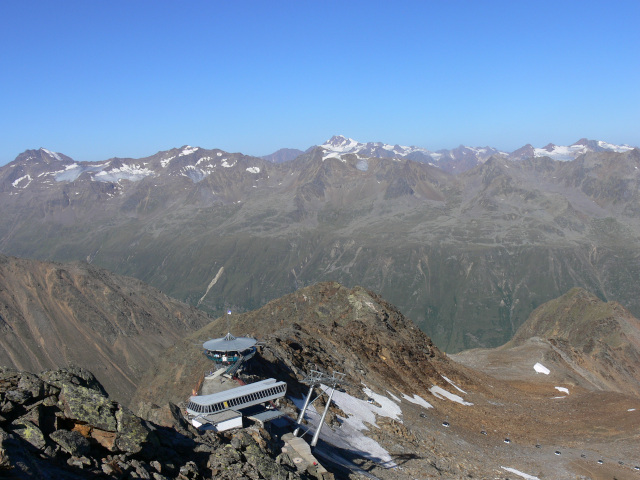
[[1, 137, 639, 352]]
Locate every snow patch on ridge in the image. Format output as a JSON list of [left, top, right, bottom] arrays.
[[54, 163, 111, 182], [181, 166, 206, 183], [161, 156, 175, 168], [534, 363, 550, 375], [176, 158, 218, 183], [401, 393, 433, 409], [555, 386, 569, 395], [12, 174, 32, 188], [441, 375, 467, 394], [55, 165, 82, 182], [321, 385, 402, 430], [534, 145, 582, 162], [179, 146, 199, 156], [41, 148, 62, 161], [387, 391, 401, 403], [94, 164, 153, 182], [322, 151, 348, 162], [597, 140, 634, 152], [429, 386, 473, 406], [501, 467, 540, 480], [221, 159, 236, 168], [246, 167, 260, 174]]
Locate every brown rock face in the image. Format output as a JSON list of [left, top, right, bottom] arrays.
[[0, 254, 212, 405]]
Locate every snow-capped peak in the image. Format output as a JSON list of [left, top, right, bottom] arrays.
[[40, 148, 63, 161], [323, 135, 360, 152], [319, 135, 431, 162], [318, 136, 638, 169], [528, 139, 635, 162], [596, 140, 634, 153], [179, 146, 199, 157]]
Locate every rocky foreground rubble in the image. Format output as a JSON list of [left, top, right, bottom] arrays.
[[0, 366, 320, 480]]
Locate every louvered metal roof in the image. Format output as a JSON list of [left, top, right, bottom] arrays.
[[189, 378, 284, 406]]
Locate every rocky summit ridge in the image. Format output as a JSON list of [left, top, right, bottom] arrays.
[[511, 288, 640, 397], [132, 282, 458, 413], [454, 287, 640, 397]]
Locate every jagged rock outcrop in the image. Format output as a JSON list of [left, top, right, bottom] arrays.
[[0, 366, 315, 479]]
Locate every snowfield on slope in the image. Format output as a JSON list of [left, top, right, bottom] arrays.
[[442, 375, 467, 394], [12, 174, 32, 188], [429, 385, 473, 406], [292, 385, 402, 468], [179, 146, 199, 156], [94, 164, 154, 182], [401, 393, 433, 409], [41, 148, 62, 161]]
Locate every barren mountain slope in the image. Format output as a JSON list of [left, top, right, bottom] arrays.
[[454, 287, 640, 398], [0, 255, 211, 404]]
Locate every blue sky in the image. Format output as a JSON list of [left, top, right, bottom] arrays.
[[1, 0, 638, 164]]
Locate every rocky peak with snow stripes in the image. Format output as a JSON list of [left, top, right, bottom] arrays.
[[2, 145, 268, 191]]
